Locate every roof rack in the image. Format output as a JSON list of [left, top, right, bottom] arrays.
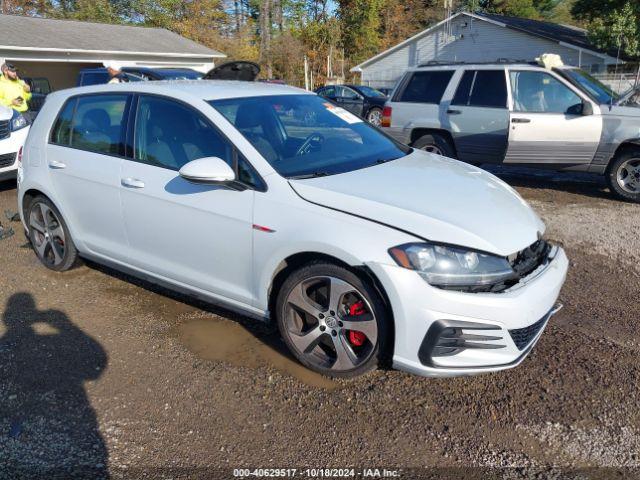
[[416, 59, 538, 67]]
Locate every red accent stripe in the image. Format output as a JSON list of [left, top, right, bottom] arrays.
[[252, 224, 276, 233]]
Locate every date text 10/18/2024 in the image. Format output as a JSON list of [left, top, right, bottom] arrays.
[[233, 468, 402, 478]]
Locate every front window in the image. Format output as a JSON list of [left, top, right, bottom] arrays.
[[558, 68, 618, 105], [209, 95, 410, 179], [510, 71, 582, 114]]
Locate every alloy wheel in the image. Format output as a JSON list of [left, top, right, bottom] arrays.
[[367, 109, 382, 126], [29, 202, 66, 267], [616, 158, 640, 194], [283, 276, 378, 372]]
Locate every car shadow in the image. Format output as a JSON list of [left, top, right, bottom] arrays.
[[481, 164, 613, 201], [86, 260, 290, 361], [0, 292, 109, 478]]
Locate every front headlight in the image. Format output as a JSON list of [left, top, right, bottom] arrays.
[[389, 243, 515, 288], [11, 112, 28, 131]]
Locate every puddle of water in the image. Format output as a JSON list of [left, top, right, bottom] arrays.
[[178, 317, 338, 390]]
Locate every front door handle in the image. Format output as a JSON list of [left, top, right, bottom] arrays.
[[447, 109, 462, 115], [511, 118, 531, 124], [121, 178, 145, 189], [48, 160, 66, 169]]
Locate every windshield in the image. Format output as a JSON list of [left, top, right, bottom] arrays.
[[560, 68, 618, 104], [209, 95, 410, 178], [355, 86, 387, 98]]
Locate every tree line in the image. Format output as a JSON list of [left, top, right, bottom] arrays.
[[2, 0, 638, 86]]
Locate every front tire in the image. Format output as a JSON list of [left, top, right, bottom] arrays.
[[276, 262, 389, 378], [413, 133, 456, 158], [606, 149, 640, 203], [27, 196, 78, 271]]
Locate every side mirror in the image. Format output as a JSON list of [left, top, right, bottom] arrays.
[[581, 101, 594, 116], [179, 157, 236, 184]]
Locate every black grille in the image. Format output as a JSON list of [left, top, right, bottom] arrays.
[[509, 315, 547, 350], [0, 152, 16, 168], [0, 120, 10, 140]]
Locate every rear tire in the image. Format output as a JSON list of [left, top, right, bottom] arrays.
[[413, 133, 456, 158], [27, 195, 78, 271], [275, 261, 389, 378], [606, 149, 640, 203], [366, 107, 383, 127]]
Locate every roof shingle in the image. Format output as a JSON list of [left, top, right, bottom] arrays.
[[0, 14, 224, 57]]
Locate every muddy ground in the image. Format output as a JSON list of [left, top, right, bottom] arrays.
[[0, 167, 639, 479]]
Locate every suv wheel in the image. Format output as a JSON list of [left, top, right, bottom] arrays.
[[276, 262, 389, 378], [413, 133, 456, 158], [27, 196, 79, 271], [606, 149, 640, 202]]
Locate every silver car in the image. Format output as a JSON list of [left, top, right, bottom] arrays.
[[382, 61, 640, 202]]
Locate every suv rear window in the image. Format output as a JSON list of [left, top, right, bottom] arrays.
[[452, 70, 507, 108], [397, 71, 453, 104]]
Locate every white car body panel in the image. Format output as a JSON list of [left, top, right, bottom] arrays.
[[290, 151, 545, 256], [18, 80, 568, 378], [0, 105, 29, 180]]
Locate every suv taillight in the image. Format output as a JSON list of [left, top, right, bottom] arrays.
[[17, 146, 23, 166], [381, 106, 392, 128]]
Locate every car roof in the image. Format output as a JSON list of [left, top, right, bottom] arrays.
[[52, 80, 312, 102]]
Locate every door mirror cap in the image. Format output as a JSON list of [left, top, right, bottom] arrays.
[[581, 101, 594, 116], [179, 157, 236, 184]]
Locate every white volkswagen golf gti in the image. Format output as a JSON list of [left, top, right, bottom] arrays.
[[17, 81, 568, 378]]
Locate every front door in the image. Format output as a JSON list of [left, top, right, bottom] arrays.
[[505, 70, 602, 165], [119, 95, 255, 305], [446, 70, 510, 164], [46, 93, 131, 258], [336, 86, 365, 116]]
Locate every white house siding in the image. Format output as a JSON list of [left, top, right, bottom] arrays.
[[360, 15, 605, 88]]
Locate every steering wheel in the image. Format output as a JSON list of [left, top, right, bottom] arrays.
[[295, 133, 325, 156]]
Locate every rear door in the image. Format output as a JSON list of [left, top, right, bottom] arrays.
[[504, 69, 601, 165], [119, 94, 257, 305], [46, 93, 131, 257], [447, 69, 510, 164]]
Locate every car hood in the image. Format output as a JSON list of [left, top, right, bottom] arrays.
[[602, 104, 640, 117], [289, 151, 545, 256]]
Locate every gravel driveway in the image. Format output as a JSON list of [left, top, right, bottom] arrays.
[[0, 167, 639, 479]]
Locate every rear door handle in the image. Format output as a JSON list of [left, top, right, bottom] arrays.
[[48, 160, 66, 169], [121, 178, 145, 189], [447, 109, 462, 115], [511, 118, 531, 123]]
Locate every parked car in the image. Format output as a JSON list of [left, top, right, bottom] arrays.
[[17, 80, 568, 378], [315, 84, 388, 126], [120, 67, 203, 81], [23, 76, 52, 112], [76, 68, 146, 87], [383, 61, 640, 202], [377, 87, 394, 97], [0, 106, 30, 181]]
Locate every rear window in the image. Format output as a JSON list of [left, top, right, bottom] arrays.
[[50, 94, 129, 156], [397, 71, 454, 104], [452, 70, 507, 108]]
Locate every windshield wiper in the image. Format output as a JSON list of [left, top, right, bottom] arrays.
[[289, 171, 330, 180]]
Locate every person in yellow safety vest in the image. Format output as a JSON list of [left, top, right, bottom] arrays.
[[0, 62, 31, 113]]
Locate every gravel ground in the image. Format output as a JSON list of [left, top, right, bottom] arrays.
[[0, 167, 639, 479]]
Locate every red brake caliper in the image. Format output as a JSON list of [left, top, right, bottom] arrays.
[[347, 301, 367, 347]]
